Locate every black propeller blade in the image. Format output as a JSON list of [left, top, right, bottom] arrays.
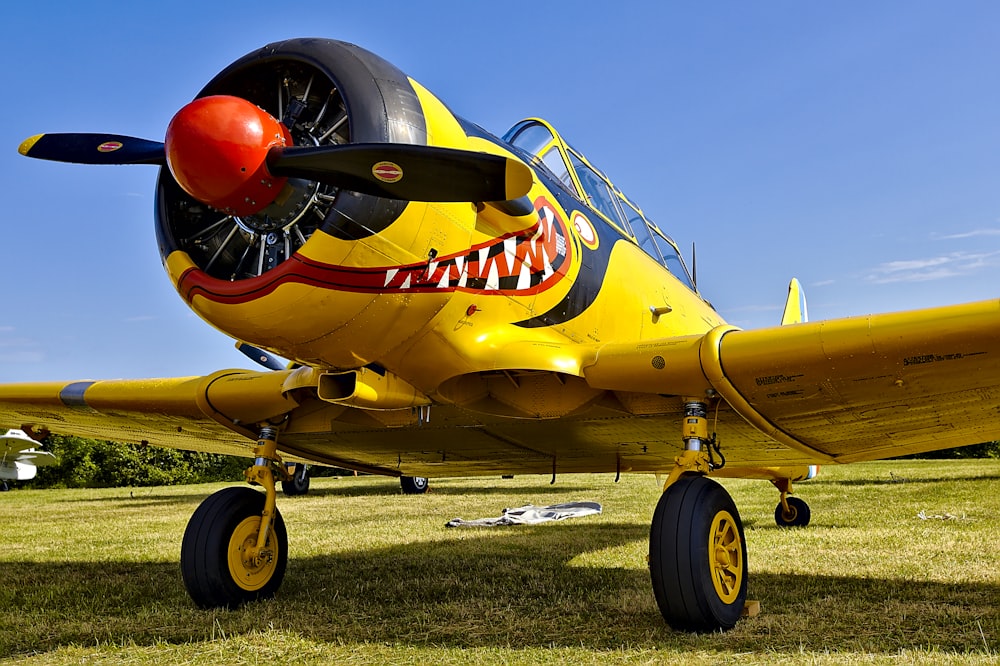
[[236, 343, 287, 371], [20, 119, 532, 205], [18, 133, 166, 165], [268, 142, 533, 202]]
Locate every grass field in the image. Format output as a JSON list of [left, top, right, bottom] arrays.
[[1, 459, 998, 664]]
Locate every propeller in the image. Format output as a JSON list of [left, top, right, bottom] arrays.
[[236, 342, 288, 371], [267, 143, 532, 204], [18, 95, 533, 214]]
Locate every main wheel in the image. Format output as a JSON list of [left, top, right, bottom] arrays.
[[281, 463, 310, 496], [400, 476, 429, 494], [774, 495, 811, 527], [649, 475, 748, 632], [181, 486, 288, 609]]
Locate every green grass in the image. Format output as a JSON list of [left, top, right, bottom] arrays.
[[1, 460, 998, 664]]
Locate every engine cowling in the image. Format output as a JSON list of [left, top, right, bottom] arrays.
[[155, 38, 427, 283]]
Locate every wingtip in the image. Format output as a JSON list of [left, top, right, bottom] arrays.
[[18, 134, 43, 157]]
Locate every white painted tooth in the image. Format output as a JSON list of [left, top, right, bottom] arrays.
[[517, 260, 531, 290], [437, 264, 452, 289], [486, 258, 500, 290], [503, 237, 517, 273], [384, 268, 399, 288]]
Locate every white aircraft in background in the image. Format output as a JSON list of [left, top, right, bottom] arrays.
[[0, 429, 57, 490]]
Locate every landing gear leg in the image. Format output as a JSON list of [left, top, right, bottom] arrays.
[[181, 427, 289, 608], [649, 399, 748, 632]]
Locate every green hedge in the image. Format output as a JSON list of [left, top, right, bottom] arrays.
[[29, 436, 249, 489]]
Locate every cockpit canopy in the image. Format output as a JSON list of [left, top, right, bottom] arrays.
[[503, 119, 695, 291]]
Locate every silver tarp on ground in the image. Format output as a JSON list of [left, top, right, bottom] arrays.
[[445, 501, 602, 528]]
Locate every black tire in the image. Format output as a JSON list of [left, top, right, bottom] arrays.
[[774, 496, 811, 528], [281, 463, 310, 496], [649, 475, 748, 632], [400, 476, 429, 494], [181, 486, 288, 609]]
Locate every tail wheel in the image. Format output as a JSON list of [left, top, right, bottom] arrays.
[[281, 463, 310, 496], [649, 475, 748, 632], [774, 495, 811, 528], [400, 476, 429, 494], [181, 486, 287, 608]]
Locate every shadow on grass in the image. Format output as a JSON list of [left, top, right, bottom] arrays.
[[2, 520, 997, 658]]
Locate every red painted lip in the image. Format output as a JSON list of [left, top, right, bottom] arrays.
[[177, 196, 573, 306]]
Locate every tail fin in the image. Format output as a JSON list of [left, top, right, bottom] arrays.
[[780, 278, 808, 325]]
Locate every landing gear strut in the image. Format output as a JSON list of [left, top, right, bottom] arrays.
[[649, 398, 748, 632], [181, 427, 289, 608]]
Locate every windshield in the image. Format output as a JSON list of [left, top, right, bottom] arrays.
[[504, 119, 696, 291]]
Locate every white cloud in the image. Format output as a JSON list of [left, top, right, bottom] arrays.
[[0, 350, 44, 364], [931, 228, 1000, 240], [866, 250, 1000, 283]]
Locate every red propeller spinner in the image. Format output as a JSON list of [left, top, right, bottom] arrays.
[[164, 95, 291, 216]]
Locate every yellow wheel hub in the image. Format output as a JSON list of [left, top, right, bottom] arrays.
[[708, 509, 743, 604], [228, 516, 278, 592]]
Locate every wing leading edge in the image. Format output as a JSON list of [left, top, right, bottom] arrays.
[[709, 298, 1000, 462]]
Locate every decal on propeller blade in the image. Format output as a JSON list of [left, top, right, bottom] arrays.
[[372, 161, 403, 183]]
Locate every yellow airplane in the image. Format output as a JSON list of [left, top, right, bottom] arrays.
[[6, 37, 999, 633]]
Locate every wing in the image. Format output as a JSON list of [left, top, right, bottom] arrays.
[[3, 299, 995, 478], [0, 370, 300, 458], [703, 298, 1000, 462]]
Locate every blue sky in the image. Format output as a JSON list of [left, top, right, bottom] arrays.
[[2, 1, 1000, 382]]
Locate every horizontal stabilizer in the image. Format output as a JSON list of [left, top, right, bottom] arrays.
[[13, 449, 58, 466]]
